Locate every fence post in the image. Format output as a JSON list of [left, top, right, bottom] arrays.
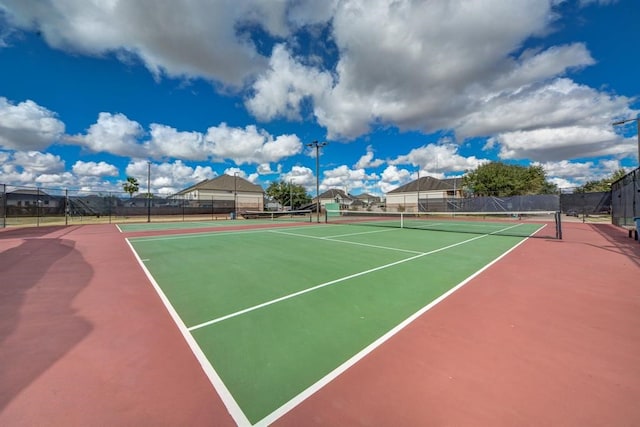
[[1, 184, 5, 228], [65, 188, 69, 226]]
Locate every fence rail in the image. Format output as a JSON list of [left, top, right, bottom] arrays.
[[611, 167, 640, 228], [0, 185, 237, 228]]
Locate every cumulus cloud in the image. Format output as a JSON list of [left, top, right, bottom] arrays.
[[538, 158, 626, 188], [391, 142, 488, 174], [205, 123, 303, 164], [13, 151, 65, 173], [72, 160, 119, 177], [245, 43, 334, 122], [0, 0, 276, 87], [146, 124, 206, 160], [354, 145, 384, 169], [124, 159, 216, 195], [74, 112, 145, 157], [69, 115, 303, 166], [0, 97, 65, 151]]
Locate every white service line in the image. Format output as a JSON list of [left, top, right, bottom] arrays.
[[269, 229, 423, 255], [187, 229, 501, 332], [255, 223, 533, 427], [125, 238, 252, 427]]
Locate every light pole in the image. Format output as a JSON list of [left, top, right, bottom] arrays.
[[416, 168, 420, 213], [612, 117, 640, 166], [147, 161, 151, 223], [306, 140, 327, 223]]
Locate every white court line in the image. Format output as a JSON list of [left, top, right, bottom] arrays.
[[321, 228, 396, 239], [255, 223, 532, 427], [269, 229, 423, 255], [125, 238, 252, 427], [187, 225, 525, 332], [128, 224, 328, 243], [132, 221, 525, 426]]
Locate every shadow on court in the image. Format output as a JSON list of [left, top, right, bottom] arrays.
[[0, 237, 93, 412]]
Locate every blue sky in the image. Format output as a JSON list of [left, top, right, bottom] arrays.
[[0, 0, 638, 197]]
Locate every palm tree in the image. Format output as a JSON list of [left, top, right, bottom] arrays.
[[122, 177, 139, 198]]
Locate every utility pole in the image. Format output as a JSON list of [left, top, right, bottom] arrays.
[[612, 117, 640, 166], [147, 161, 151, 223], [306, 140, 327, 223]]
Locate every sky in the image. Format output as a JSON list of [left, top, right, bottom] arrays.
[[0, 0, 638, 198]]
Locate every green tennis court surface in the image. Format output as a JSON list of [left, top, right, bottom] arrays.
[[128, 221, 546, 425]]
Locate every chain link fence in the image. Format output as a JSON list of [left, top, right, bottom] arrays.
[[0, 184, 237, 228], [611, 167, 639, 228]]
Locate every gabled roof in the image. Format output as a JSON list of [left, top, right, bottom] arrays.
[[8, 189, 51, 196], [316, 188, 351, 200], [353, 193, 381, 200], [387, 176, 463, 194], [174, 174, 264, 195]]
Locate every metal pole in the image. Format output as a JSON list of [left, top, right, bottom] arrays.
[[612, 117, 640, 167], [147, 161, 151, 223], [290, 179, 293, 211], [416, 168, 420, 213], [1, 183, 5, 228], [36, 186, 40, 227], [306, 141, 327, 223]]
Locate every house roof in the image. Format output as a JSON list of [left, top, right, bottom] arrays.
[[387, 176, 463, 194], [316, 188, 351, 200], [8, 189, 55, 198], [353, 193, 380, 200], [174, 174, 264, 195]]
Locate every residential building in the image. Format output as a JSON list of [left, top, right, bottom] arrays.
[[172, 174, 264, 212], [386, 176, 464, 212]]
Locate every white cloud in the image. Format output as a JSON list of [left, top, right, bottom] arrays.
[[13, 151, 65, 173], [124, 159, 215, 195], [146, 124, 205, 160], [246, 43, 334, 122], [0, 0, 275, 87], [378, 165, 412, 194], [283, 165, 315, 189], [391, 142, 487, 174], [539, 158, 626, 188], [72, 160, 119, 177], [492, 126, 626, 161], [75, 112, 145, 157], [205, 123, 303, 164], [0, 97, 65, 151], [354, 145, 384, 169]]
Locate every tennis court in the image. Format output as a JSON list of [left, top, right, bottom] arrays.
[[127, 217, 553, 425], [2, 217, 640, 426]]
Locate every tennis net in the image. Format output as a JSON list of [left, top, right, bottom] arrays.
[[241, 209, 313, 222], [325, 210, 562, 239]]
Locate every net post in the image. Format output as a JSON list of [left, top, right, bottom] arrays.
[[400, 212, 404, 229], [555, 211, 563, 240]]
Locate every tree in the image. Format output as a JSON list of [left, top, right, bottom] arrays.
[[575, 169, 627, 193], [462, 162, 558, 196], [122, 177, 139, 198], [265, 181, 311, 209]]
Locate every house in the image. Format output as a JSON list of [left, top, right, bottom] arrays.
[[313, 188, 353, 210], [386, 176, 464, 212], [352, 193, 382, 208], [6, 188, 61, 213], [172, 174, 264, 212]]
